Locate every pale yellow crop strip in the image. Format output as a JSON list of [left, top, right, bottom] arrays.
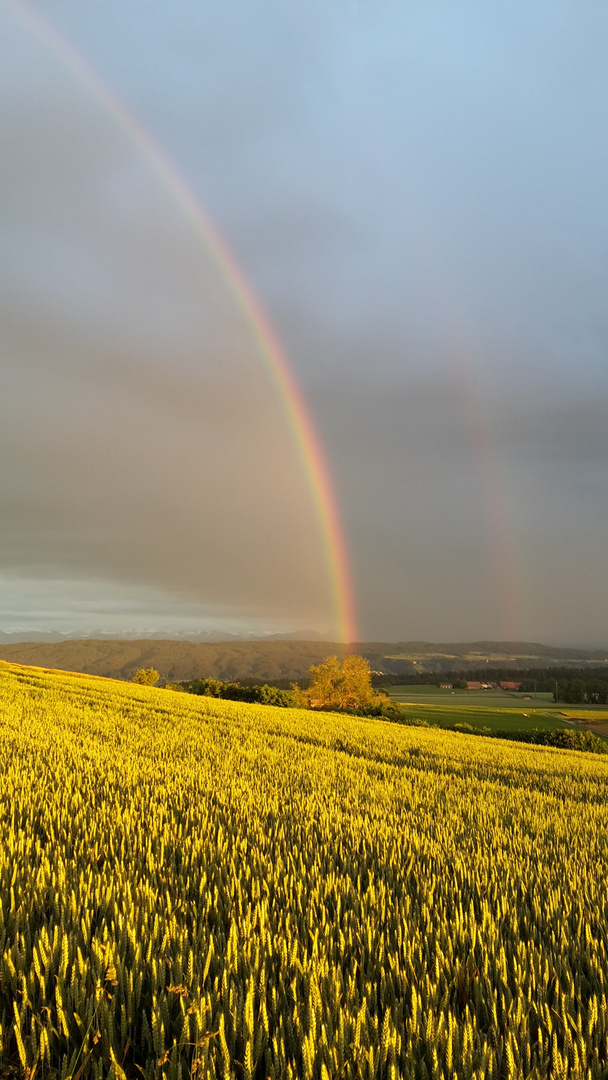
[[0, 661, 608, 1078]]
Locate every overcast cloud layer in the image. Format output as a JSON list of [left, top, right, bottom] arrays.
[[0, 8, 333, 635], [2, 0, 608, 644]]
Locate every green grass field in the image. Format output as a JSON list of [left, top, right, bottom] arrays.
[[385, 686, 567, 732], [1, 661, 608, 1078], [387, 685, 555, 709]]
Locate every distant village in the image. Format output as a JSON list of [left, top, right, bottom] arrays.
[[441, 680, 522, 691]]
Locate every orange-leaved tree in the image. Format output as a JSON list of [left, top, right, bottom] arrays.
[[302, 654, 375, 709], [132, 668, 159, 686]]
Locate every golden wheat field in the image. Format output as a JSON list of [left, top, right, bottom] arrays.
[[1, 662, 608, 1080]]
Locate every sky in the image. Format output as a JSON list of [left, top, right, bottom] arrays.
[[1, 0, 608, 644]]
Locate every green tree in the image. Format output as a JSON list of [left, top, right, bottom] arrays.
[[303, 654, 375, 709], [133, 668, 159, 686]]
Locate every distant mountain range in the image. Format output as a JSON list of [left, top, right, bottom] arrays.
[[0, 628, 328, 644], [0, 637, 606, 683]]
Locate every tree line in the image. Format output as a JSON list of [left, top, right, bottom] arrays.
[[379, 667, 608, 695], [133, 660, 608, 710], [554, 677, 608, 704], [171, 655, 382, 711], [132, 656, 383, 710], [174, 678, 296, 707]]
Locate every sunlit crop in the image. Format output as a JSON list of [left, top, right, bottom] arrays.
[[1, 660, 608, 1078], [559, 709, 608, 721]]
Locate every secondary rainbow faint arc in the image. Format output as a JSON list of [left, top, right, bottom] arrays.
[[11, 0, 358, 644]]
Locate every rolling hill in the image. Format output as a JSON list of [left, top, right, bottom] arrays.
[[0, 637, 606, 682], [1, 659, 607, 1077]]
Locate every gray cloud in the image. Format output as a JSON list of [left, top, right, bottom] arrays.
[[3, 0, 608, 644], [0, 13, 337, 634], [310, 375, 608, 643]]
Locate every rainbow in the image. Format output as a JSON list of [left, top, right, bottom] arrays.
[[8, 0, 358, 644], [455, 363, 525, 643], [421, 265, 525, 641], [389, 205, 526, 643]]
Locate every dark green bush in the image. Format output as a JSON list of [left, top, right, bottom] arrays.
[[482, 727, 608, 755], [181, 678, 296, 708]]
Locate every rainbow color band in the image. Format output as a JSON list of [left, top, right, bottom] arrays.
[[8, 0, 358, 643]]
